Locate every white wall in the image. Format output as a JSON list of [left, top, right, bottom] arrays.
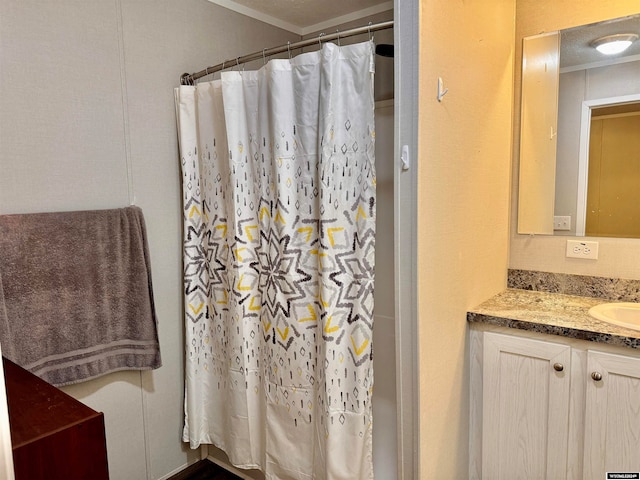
[[554, 69, 587, 232], [418, 0, 515, 477], [510, 0, 640, 280], [0, 1, 298, 479]]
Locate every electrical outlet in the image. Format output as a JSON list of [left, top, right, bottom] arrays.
[[554, 216, 571, 231], [566, 240, 599, 260]]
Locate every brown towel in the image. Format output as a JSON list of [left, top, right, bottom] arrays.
[[0, 206, 161, 386]]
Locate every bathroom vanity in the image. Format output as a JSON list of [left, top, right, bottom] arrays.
[[482, 6, 640, 478], [468, 284, 640, 480]]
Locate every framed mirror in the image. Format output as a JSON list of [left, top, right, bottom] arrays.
[[518, 14, 640, 238]]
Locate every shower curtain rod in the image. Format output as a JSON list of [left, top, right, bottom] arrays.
[[180, 19, 393, 85]]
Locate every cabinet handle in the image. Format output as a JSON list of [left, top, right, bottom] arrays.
[[591, 372, 603, 382], [553, 363, 564, 372]]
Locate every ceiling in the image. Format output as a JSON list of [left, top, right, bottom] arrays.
[[561, 14, 640, 69], [210, 2, 639, 67], [207, 0, 392, 35]]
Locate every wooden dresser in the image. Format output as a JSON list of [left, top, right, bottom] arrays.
[[3, 357, 109, 480]]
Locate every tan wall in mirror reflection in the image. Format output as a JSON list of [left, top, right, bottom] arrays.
[[511, 0, 640, 279], [586, 114, 640, 238]]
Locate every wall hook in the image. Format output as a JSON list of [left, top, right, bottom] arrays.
[[437, 77, 449, 102]]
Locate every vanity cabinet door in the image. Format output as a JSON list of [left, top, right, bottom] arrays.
[[482, 332, 571, 480], [584, 350, 640, 479]]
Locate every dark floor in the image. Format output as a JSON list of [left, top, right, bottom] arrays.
[[168, 460, 243, 480]]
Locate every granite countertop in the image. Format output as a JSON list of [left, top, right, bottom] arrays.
[[467, 288, 640, 349]]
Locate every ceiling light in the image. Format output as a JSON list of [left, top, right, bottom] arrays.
[[590, 33, 638, 55]]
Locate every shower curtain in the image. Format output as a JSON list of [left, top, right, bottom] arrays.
[[175, 40, 376, 480]]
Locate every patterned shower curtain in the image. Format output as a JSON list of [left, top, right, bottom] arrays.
[[175, 40, 376, 480]]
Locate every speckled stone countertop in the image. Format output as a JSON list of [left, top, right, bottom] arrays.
[[467, 288, 640, 350], [508, 269, 640, 301]]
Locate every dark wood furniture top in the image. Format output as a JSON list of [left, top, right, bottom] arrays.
[[3, 357, 109, 480]]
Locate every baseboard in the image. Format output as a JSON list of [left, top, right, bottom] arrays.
[[206, 446, 264, 480], [162, 460, 206, 480]]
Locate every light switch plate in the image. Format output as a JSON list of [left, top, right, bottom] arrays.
[[566, 240, 599, 259]]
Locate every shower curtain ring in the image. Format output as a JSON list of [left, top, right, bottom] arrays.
[[263, 48, 267, 65], [287, 41, 291, 60], [368, 22, 373, 41], [236, 57, 240, 71], [336, 29, 341, 46], [318, 32, 325, 46]]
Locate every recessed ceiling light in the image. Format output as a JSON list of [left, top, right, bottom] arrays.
[[590, 33, 639, 55]]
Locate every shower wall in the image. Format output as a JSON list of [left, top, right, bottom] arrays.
[[372, 100, 397, 480]]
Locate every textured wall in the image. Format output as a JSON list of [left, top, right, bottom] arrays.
[[510, 0, 640, 279], [418, 0, 515, 477], [0, 1, 297, 478]]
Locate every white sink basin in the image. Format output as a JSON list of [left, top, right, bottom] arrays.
[[588, 302, 640, 330]]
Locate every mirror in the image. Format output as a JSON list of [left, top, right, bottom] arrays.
[[518, 14, 640, 238]]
